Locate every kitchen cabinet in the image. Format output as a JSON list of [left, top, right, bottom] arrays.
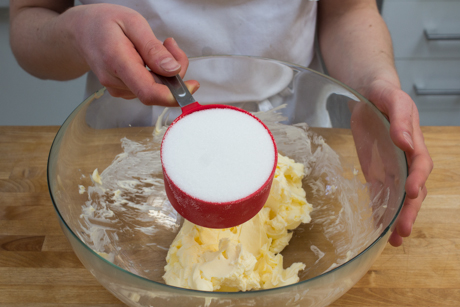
[[382, 0, 460, 126]]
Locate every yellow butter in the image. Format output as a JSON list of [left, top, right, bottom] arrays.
[[163, 153, 312, 291]]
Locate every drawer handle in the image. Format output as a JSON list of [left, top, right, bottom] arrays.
[[424, 30, 460, 41], [414, 85, 460, 96]]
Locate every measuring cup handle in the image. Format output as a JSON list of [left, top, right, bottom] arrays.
[[154, 74, 197, 108]]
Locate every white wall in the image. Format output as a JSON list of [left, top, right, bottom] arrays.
[[0, 7, 87, 126]]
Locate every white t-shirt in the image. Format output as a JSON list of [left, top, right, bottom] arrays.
[[80, 0, 329, 128]]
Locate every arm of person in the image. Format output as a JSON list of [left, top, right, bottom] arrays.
[[317, 0, 433, 246], [9, 0, 199, 105]]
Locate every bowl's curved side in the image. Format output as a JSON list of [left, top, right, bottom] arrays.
[[47, 55, 407, 307], [57, 212, 390, 307]]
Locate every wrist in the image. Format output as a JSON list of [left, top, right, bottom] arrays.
[[60, 6, 91, 73], [353, 66, 402, 101]]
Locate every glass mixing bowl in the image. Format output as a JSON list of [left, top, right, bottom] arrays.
[[48, 56, 407, 307]]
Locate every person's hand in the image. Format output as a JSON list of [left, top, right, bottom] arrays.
[[362, 79, 433, 247], [67, 3, 199, 105]]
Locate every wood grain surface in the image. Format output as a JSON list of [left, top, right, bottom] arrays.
[[0, 125, 459, 306]]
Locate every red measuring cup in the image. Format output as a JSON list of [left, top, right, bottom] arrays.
[[157, 74, 277, 229]]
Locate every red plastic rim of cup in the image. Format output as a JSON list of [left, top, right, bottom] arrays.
[[160, 102, 278, 229]]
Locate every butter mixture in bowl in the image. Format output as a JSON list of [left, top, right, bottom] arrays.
[[163, 154, 312, 291]]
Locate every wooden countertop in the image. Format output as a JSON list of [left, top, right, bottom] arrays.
[[1, 126, 459, 306]]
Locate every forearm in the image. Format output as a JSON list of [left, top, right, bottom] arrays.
[[317, 0, 400, 95], [10, 2, 89, 80]]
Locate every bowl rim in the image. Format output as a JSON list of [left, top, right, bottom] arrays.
[[47, 54, 408, 296]]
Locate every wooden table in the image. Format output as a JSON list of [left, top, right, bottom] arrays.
[[1, 126, 459, 306]]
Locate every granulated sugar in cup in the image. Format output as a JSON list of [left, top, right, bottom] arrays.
[[159, 74, 277, 228]]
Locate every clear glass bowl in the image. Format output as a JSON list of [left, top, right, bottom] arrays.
[[48, 56, 407, 307]]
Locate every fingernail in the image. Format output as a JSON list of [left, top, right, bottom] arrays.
[[171, 37, 179, 47], [403, 132, 414, 150], [160, 57, 181, 72]]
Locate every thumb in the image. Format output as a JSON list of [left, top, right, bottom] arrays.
[[367, 82, 415, 153], [387, 91, 415, 154]]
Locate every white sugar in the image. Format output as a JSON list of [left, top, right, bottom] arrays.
[[162, 108, 276, 203]]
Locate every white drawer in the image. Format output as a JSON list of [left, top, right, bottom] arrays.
[[383, 0, 460, 59], [395, 59, 460, 126]]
